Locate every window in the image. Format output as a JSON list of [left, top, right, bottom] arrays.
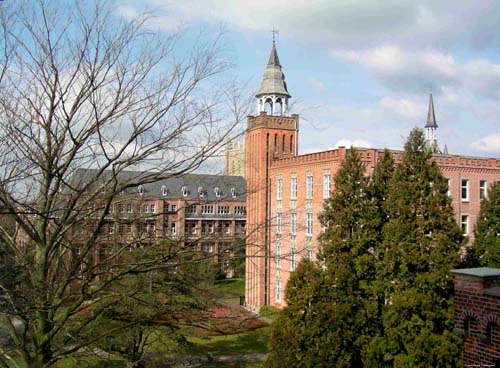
[[306, 174, 313, 199], [119, 224, 125, 234], [274, 134, 278, 154], [182, 186, 188, 197], [290, 135, 293, 154], [306, 213, 313, 236], [235, 206, 246, 215], [276, 212, 283, 234], [186, 204, 197, 214], [201, 205, 214, 214], [161, 185, 168, 196], [446, 178, 451, 197], [126, 204, 133, 213], [231, 187, 237, 198], [118, 204, 124, 213], [150, 204, 155, 213], [323, 172, 331, 199], [127, 223, 133, 234], [291, 213, 297, 235], [171, 222, 177, 235], [214, 187, 220, 198], [170, 204, 177, 212], [461, 214, 469, 236], [290, 246, 296, 271], [277, 178, 283, 200], [282, 134, 286, 153], [198, 187, 204, 198], [480, 180, 488, 200], [202, 243, 214, 253], [290, 176, 298, 200], [218, 205, 230, 214], [461, 179, 469, 201], [276, 244, 282, 269], [486, 322, 497, 344], [306, 246, 313, 261], [108, 224, 114, 235], [138, 185, 144, 195], [142, 204, 149, 213], [275, 276, 282, 303]]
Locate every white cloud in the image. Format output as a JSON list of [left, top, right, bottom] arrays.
[[471, 133, 500, 153], [334, 138, 372, 148]]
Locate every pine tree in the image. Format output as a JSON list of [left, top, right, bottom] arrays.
[[366, 129, 463, 367], [473, 182, 500, 267]]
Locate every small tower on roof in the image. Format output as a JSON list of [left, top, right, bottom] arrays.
[[425, 93, 441, 154], [256, 32, 291, 116]]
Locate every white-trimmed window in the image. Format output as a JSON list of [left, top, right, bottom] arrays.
[[275, 276, 282, 303], [306, 174, 313, 199], [108, 224, 114, 235], [306, 212, 313, 236], [126, 204, 133, 213], [276, 244, 282, 269], [127, 223, 133, 234], [290, 213, 297, 235], [290, 246, 296, 271], [290, 176, 298, 200], [161, 185, 168, 196], [306, 246, 313, 261], [480, 180, 488, 200], [323, 172, 331, 199], [446, 178, 451, 197], [201, 205, 214, 214], [461, 179, 469, 202], [277, 178, 283, 200], [218, 205, 230, 214], [171, 204, 177, 212], [171, 222, 177, 235], [150, 204, 155, 213], [235, 206, 246, 215], [276, 212, 283, 234], [142, 204, 149, 213], [187, 204, 197, 214], [461, 214, 469, 236]]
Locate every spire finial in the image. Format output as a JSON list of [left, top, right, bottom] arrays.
[[272, 27, 279, 45]]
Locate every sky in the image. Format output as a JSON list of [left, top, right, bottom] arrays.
[[118, 0, 500, 158]]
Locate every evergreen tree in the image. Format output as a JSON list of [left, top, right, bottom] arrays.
[[366, 129, 463, 367], [472, 182, 500, 267]]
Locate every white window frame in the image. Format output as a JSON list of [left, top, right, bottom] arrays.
[[277, 178, 283, 200], [461, 214, 469, 236], [290, 212, 297, 235], [290, 245, 296, 271], [446, 178, 451, 197], [150, 204, 155, 213], [276, 212, 283, 234], [461, 179, 469, 202], [171, 222, 177, 235], [290, 175, 298, 200], [306, 212, 313, 236], [275, 277, 282, 303], [480, 180, 488, 200], [217, 205, 230, 215], [323, 171, 331, 199], [276, 244, 282, 269], [306, 174, 313, 200], [201, 205, 214, 214]]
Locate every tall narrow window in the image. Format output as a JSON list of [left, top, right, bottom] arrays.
[[291, 176, 298, 200], [306, 174, 313, 199], [277, 178, 283, 200], [480, 180, 488, 200], [461, 214, 469, 236], [282, 134, 286, 153], [446, 178, 451, 197], [276, 244, 282, 269], [291, 213, 297, 235], [306, 213, 313, 236], [276, 212, 283, 234], [461, 179, 469, 201], [290, 245, 296, 271], [274, 134, 278, 154], [323, 172, 331, 199], [275, 276, 282, 303], [290, 135, 294, 154]]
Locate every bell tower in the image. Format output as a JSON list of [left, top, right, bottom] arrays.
[[245, 39, 299, 309]]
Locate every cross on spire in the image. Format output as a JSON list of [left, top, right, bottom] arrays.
[[272, 27, 279, 45]]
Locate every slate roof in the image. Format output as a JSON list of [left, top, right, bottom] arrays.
[[256, 43, 291, 98], [425, 93, 438, 128], [451, 267, 500, 278], [71, 169, 246, 202]]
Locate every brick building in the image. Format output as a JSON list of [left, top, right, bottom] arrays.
[[245, 42, 500, 309], [452, 268, 500, 367], [86, 171, 247, 276]]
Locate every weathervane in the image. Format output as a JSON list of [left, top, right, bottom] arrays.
[[272, 27, 279, 45]]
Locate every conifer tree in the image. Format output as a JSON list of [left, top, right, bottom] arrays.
[[473, 182, 500, 267], [366, 129, 463, 367]]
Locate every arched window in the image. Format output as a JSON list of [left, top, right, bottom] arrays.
[[486, 322, 498, 344], [464, 316, 477, 338], [265, 98, 273, 114], [275, 98, 283, 116], [274, 134, 278, 154], [282, 134, 286, 153], [290, 135, 294, 154]]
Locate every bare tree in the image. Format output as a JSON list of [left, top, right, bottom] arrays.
[[0, 1, 249, 366]]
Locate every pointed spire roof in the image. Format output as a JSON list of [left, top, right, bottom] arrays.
[[425, 93, 438, 128], [256, 43, 291, 98]]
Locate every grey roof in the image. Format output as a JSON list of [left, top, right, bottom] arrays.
[[451, 267, 500, 278], [256, 44, 291, 98], [425, 93, 438, 128], [483, 287, 500, 297], [71, 169, 246, 202]]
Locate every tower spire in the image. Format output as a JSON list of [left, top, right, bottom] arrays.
[[425, 93, 440, 153], [256, 36, 290, 116]]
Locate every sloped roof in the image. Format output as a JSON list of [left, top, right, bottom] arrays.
[[256, 44, 291, 98]]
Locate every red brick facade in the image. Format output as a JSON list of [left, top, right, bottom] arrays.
[[245, 111, 500, 310], [452, 268, 500, 367]]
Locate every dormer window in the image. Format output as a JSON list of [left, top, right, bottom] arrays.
[[214, 187, 220, 198], [198, 187, 204, 198], [231, 187, 236, 198], [181, 186, 188, 197], [138, 185, 144, 196], [161, 185, 168, 196]]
